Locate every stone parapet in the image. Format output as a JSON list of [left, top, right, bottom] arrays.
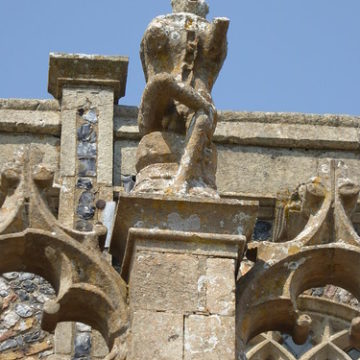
[[114, 107, 360, 151]]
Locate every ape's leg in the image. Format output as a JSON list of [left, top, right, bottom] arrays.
[[172, 108, 216, 193]]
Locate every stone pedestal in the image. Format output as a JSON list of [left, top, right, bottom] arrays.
[[110, 193, 258, 359]]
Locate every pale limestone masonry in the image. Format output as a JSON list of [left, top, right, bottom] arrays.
[[2, 83, 360, 359], [1, 2, 360, 360]]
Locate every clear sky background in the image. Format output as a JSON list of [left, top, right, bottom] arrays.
[[1, 0, 359, 115]]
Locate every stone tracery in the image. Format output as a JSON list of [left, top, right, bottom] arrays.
[[238, 160, 360, 358]]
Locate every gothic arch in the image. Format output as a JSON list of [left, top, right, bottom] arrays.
[[0, 147, 129, 359]]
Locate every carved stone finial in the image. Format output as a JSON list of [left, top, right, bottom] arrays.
[[171, 0, 209, 18]]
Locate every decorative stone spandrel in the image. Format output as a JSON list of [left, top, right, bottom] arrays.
[[0, 147, 129, 359], [129, 311, 183, 360]]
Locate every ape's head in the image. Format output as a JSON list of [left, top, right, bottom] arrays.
[[171, 0, 209, 18]]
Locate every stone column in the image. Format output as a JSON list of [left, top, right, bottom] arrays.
[[48, 53, 128, 358], [110, 194, 258, 359]]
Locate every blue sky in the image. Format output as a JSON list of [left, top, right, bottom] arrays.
[[1, 0, 359, 115]]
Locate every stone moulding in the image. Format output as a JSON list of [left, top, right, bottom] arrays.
[[0, 146, 129, 360], [48, 53, 129, 103], [115, 108, 360, 151], [1, 98, 359, 152], [237, 159, 360, 355], [110, 192, 258, 280], [121, 227, 246, 282]]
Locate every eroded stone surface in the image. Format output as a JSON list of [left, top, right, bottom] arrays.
[[129, 251, 205, 312], [133, 0, 229, 196], [129, 311, 183, 360], [184, 315, 235, 360], [206, 258, 235, 316]]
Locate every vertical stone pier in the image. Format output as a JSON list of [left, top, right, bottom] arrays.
[[48, 53, 128, 230], [110, 194, 258, 359], [48, 53, 128, 359]]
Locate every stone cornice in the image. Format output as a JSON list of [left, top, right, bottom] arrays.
[[48, 53, 129, 103]]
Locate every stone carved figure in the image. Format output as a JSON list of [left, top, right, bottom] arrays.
[[133, 0, 229, 197]]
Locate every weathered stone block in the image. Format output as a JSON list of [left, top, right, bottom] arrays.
[[206, 258, 235, 316], [129, 310, 183, 360], [184, 315, 235, 360], [113, 140, 137, 186], [54, 322, 73, 355], [129, 251, 205, 312], [91, 329, 109, 357]]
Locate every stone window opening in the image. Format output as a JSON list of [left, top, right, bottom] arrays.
[[245, 288, 360, 360], [0, 271, 110, 359]]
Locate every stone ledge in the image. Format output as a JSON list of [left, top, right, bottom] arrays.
[[0, 109, 60, 136], [110, 193, 258, 275], [48, 53, 129, 102], [0, 99, 60, 111], [220, 110, 360, 128], [121, 227, 245, 281], [114, 108, 360, 151], [114, 106, 360, 127]]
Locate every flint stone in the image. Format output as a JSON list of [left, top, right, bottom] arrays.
[[83, 109, 97, 123], [3, 311, 20, 329], [19, 273, 35, 281], [76, 178, 93, 190], [21, 279, 37, 293], [78, 158, 96, 177], [23, 330, 45, 343], [121, 174, 136, 193], [2, 273, 18, 281], [74, 332, 91, 357], [16, 334, 24, 346], [77, 142, 97, 159], [76, 322, 91, 332], [35, 293, 50, 304], [253, 220, 272, 241], [0, 338, 18, 352], [15, 289, 30, 301], [77, 123, 96, 142], [15, 304, 33, 318], [77, 191, 95, 220], [9, 280, 21, 290], [39, 285, 55, 296], [0, 279, 9, 294], [0, 290, 9, 298]]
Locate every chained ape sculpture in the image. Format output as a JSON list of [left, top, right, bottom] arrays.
[[133, 0, 229, 197]]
